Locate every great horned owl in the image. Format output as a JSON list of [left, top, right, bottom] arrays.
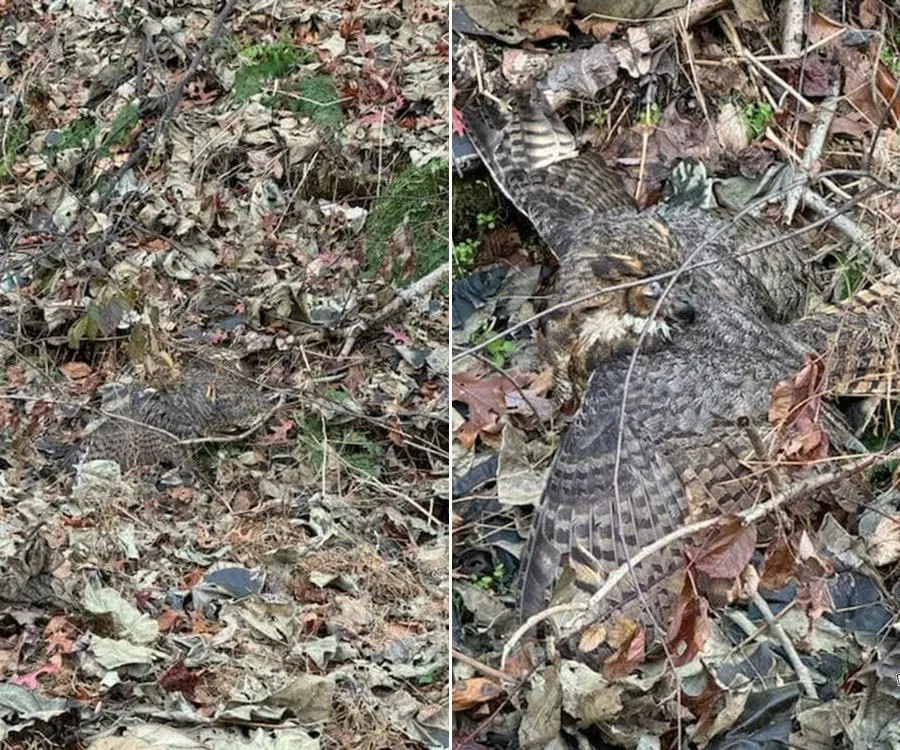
[[57, 359, 267, 471], [519, 285, 892, 627], [462, 90, 900, 643], [463, 91, 813, 403]]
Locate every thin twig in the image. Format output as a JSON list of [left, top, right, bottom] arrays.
[[751, 591, 818, 699], [722, 17, 815, 113], [452, 648, 518, 685], [339, 262, 448, 358], [740, 416, 782, 494], [784, 80, 840, 224]]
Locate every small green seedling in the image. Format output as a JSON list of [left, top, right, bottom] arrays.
[[743, 101, 774, 141]]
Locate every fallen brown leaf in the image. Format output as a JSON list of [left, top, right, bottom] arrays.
[[579, 622, 608, 654], [667, 581, 710, 666], [602, 621, 645, 680], [689, 517, 757, 579], [769, 355, 830, 464], [866, 515, 900, 566], [875, 62, 900, 122], [452, 676, 505, 711], [59, 362, 92, 380], [759, 536, 798, 590], [453, 370, 535, 448]]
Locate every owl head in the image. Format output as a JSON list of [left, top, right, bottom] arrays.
[[543, 231, 697, 404]]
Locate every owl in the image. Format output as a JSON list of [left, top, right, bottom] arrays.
[[463, 90, 812, 403], [462, 87, 900, 649]]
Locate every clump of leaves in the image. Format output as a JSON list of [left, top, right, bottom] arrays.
[[472, 322, 516, 368], [100, 104, 139, 153], [233, 40, 312, 102], [867, 455, 899, 488], [268, 75, 342, 127], [476, 212, 498, 230], [296, 416, 385, 480], [880, 45, 900, 75], [452, 177, 499, 237], [50, 117, 98, 153], [879, 27, 900, 74], [863, 418, 900, 488], [472, 563, 505, 590], [453, 239, 479, 271], [831, 249, 867, 300], [337, 429, 385, 478], [366, 159, 449, 282], [588, 108, 608, 129], [212, 33, 240, 64], [485, 338, 516, 368], [43, 105, 139, 167], [68, 292, 136, 349], [742, 101, 774, 140]]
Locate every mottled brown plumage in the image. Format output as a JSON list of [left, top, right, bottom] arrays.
[[71, 360, 267, 470], [464, 91, 813, 402], [464, 90, 899, 645], [519, 292, 874, 627], [789, 274, 900, 398]]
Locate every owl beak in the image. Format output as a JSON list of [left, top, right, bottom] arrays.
[[667, 290, 696, 325]]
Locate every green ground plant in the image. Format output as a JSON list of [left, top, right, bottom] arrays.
[[472, 563, 505, 590], [476, 212, 498, 230], [0, 122, 28, 181], [742, 100, 775, 140], [293, 75, 342, 128], [452, 239, 479, 271], [365, 159, 449, 282], [233, 40, 312, 102], [297, 416, 385, 481]]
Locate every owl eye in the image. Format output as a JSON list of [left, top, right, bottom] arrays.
[[644, 280, 664, 298]]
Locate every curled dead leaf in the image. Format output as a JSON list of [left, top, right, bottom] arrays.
[[768, 355, 830, 465], [866, 515, 900, 566], [667, 580, 710, 667], [578, 622, 608, 654], [602, 620, 645, 680], [760, 531, 832, 592], [453, 369, 536, 448], [59, 362, 92, 380], [689, 517, 757, 579], [759, 536, 798, 590], [874, 62, 900, 123], [452, 676, 505, 711]]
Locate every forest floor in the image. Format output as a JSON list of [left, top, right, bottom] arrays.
[[451, 1, 900, 748], [0, 0, 449, 748]]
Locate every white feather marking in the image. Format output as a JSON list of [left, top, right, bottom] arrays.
[[578, 309, 672, 349]]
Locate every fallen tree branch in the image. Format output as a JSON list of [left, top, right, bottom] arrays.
[[781, 0, 805, 59], [339, 262, 448, 358], [783, 81, 840, 224], [452, 648, 518, 686], [751, 592, 818, 699]]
